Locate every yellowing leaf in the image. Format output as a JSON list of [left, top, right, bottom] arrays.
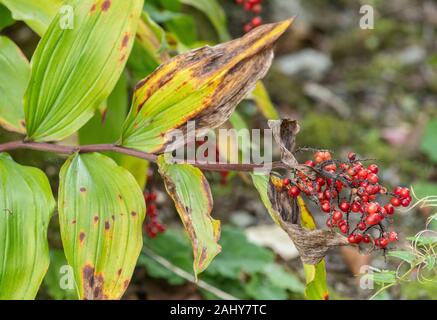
[[0, 36, 30, 134], [121, 19, 294, 153], [0, 153, 55, 299], [24, 0, 144, 142], [0, 0, 63, 36], [251, 81, 280, 120], [157, 155, 221, 277], [297, 197, 329, 300], [58, 153, 146, 300]]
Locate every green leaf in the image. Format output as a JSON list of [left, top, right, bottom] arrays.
[[157, 155, 221, 277], [303, 262, 329, 300], [251, 174, 281, 225], [0, 36, 30, 134], [421, 119, 437, 163], [0, 153, 55, 299], [387, 250, 416, 265], [164, 13, 197, 46], [369, 270, 397, 285], [251, 82, 280, 120], [42, 249, 78, 300], [139, 230, 192, 285], [407, 235, 437, 246], [0, 4, 14, 30], [181, 0, 230, 42], [207, 226, 273, 279], [263, 263, 305, 293], [425, 256, 436, 271], [79, 73, 129, 148], [121, 20, 293, 153], [58, 153, 146, 300], [24, 0, 143, 142], [245, 274, 288, 300], [0, 0, 63, 36]]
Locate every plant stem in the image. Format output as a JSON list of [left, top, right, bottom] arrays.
[[0, 140, 287, 172]]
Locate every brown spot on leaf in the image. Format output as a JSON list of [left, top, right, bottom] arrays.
[[80, 187, 86, 193], [123, 280, 129, 289], [94, 215, 99, 223], [118, 194, 123, 200], [82, 265, 108, 300], [111, 215, 115, 221], [71, 220, 76, 224], [121, 34, 129, 48], [101, 0, 111, 11], [79, 232, 86, 244], [90, 3, 96, 12], [117, 268, 122, 276], [105, 221, 110, 230], [131, 211, 137, 217]]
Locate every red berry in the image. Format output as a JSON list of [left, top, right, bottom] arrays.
[[351, 202, 361, 213], [401, 198, 411, 207], [251, 4, 262, 14], [321, 201, 331, 213], [339, 224, 349, 234], [251, 16, 263, 27], [348, 234, 357, 244], [368, 173, 379, 184], [366, 214, 379, 226], [390, 197, 401, 207], [283, 178, 290, 186], [379, 238, 389, 248], [368, 164, 379, 174], [348, 152, 356, 161], [366, 202, 378, 214], [394, 186, 402, 196], [305, 160, 315, 167], [388, 231, 398, 242], [384, 203, 395, 215], [243, 23, 252, 33], [358, 169, 368, 179], [400, 188, 410, 199], [363, 235, 371, 243], [288, 186, 300, 198], [332, 211, 343, 222], [339, 201, 350, 212], [358, 222, 366, 230]]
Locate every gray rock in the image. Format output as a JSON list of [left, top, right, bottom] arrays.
[[275, 49, 333, 81]]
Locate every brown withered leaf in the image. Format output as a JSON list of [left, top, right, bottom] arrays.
[[267, 175, 348, 265], [268, 119, 300, 167], [121, 19, 295, 153]]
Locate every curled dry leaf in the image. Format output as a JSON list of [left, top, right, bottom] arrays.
[[268, 175, 348, 265], [121, 19, 294, 153], [268, 119, 300, 167]]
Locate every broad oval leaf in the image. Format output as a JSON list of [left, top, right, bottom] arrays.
[[0, 36, 30, 134], [180, 0, 230, 42], [157, 155, 221, 277], [24, 0, 144, 142], [0, 0, 63, 36], [121, 19, 293, 153], [0, 153, 55, 299], [58, 153, 146, 300]]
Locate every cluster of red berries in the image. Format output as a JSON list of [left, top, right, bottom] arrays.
[[278, 151, 410, 250], [144, 190, 165, 238], [235, 0, 264, 33]]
